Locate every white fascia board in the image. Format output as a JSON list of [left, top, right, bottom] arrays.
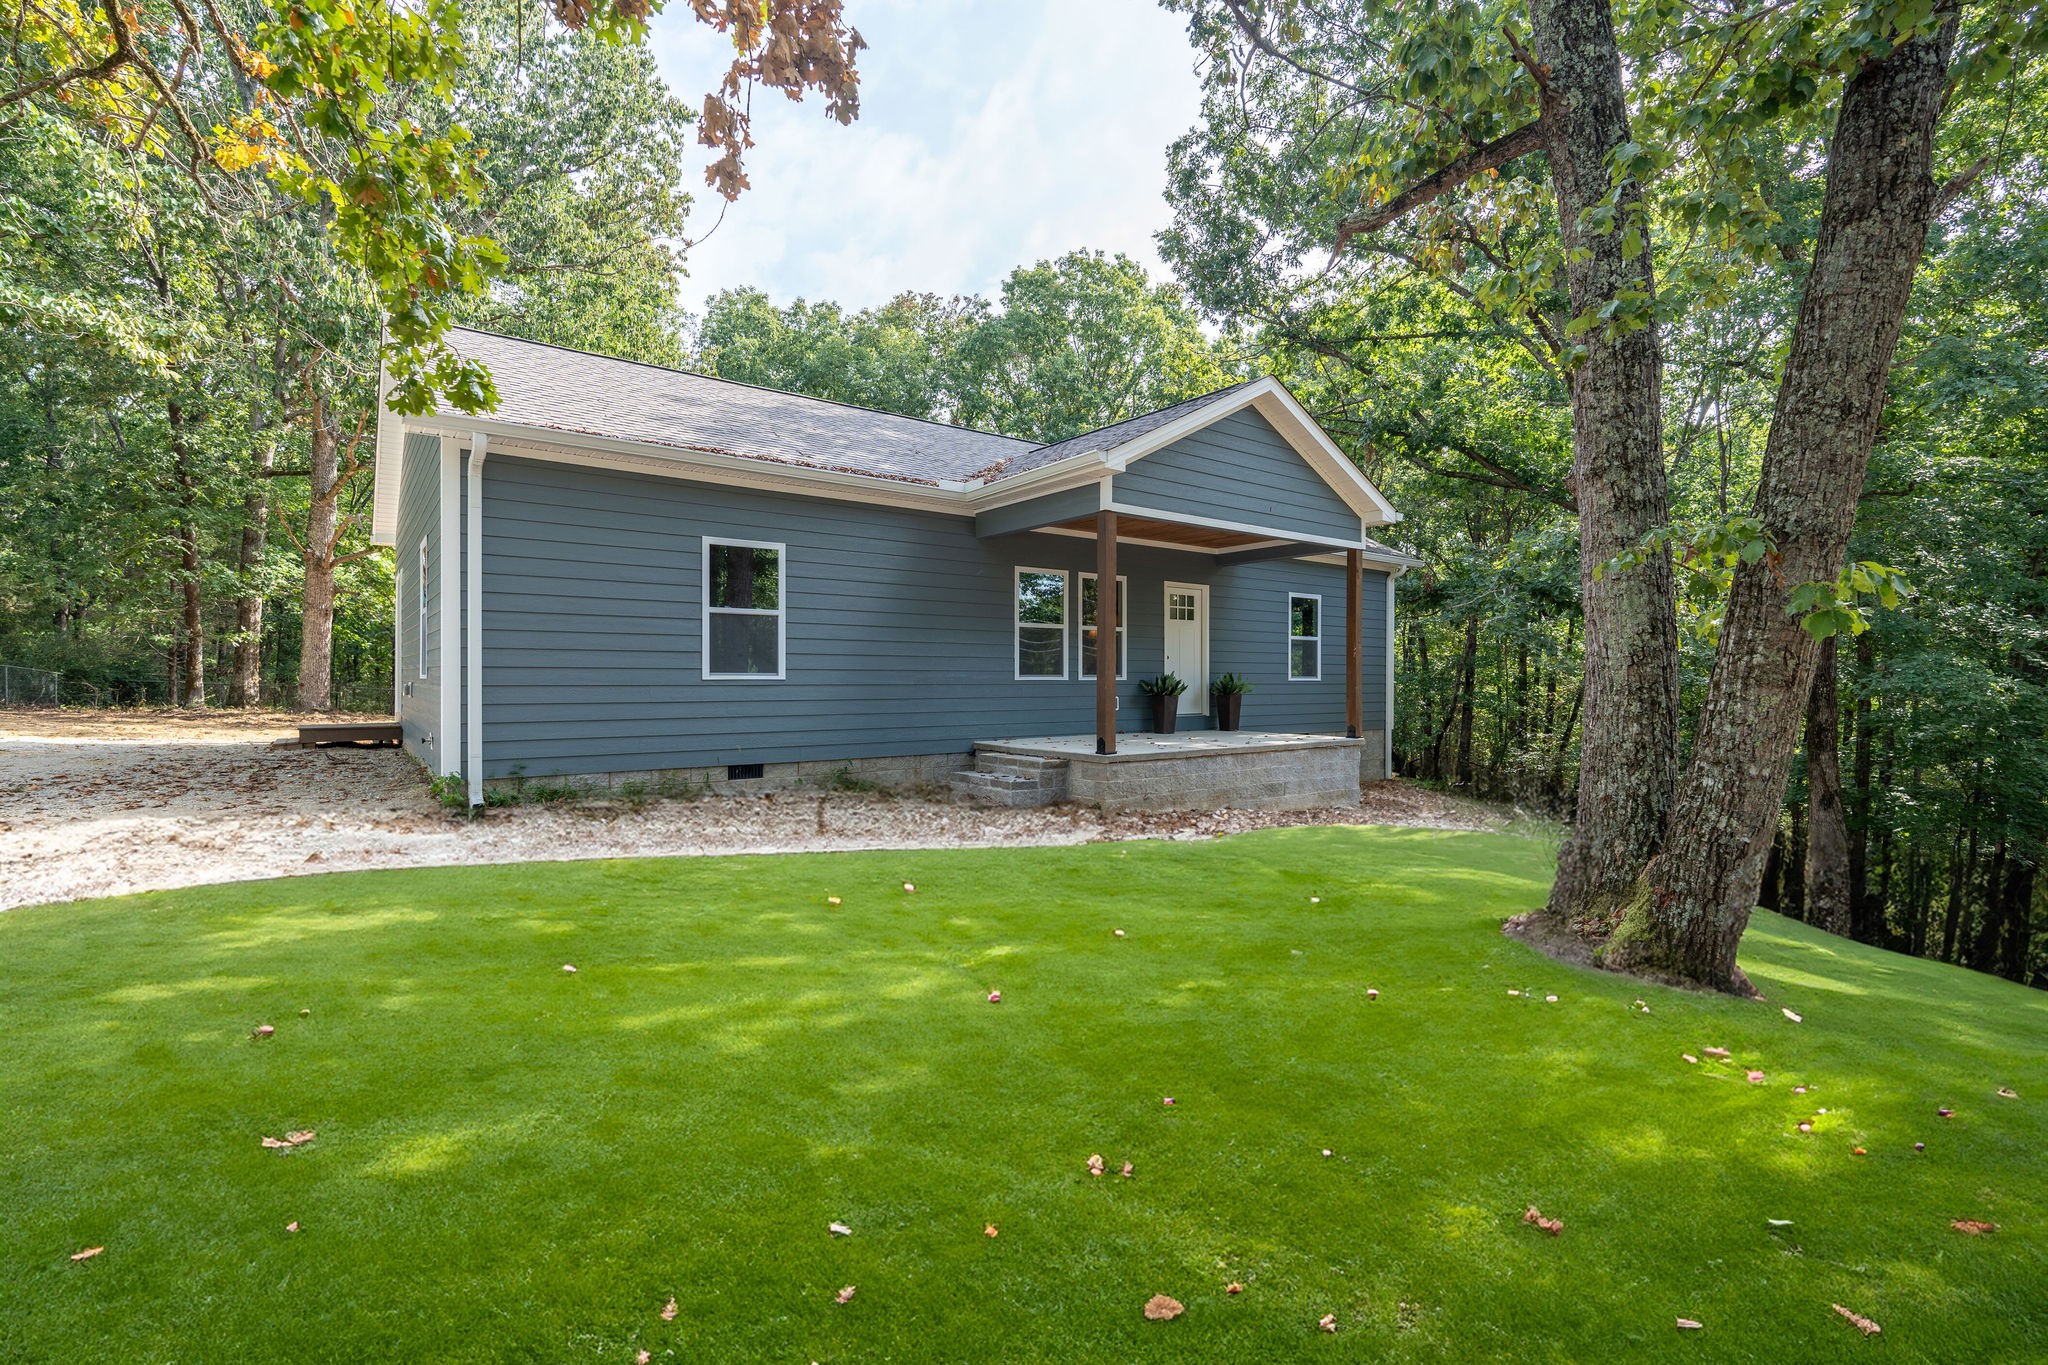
[[369, 362, 403, 546]]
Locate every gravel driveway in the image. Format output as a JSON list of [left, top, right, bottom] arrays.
[[0, 710, 1508, 911]]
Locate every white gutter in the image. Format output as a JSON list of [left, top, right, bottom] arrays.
[[465, 434, 488, 807]]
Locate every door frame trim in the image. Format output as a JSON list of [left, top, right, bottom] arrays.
[[1163, 580, 1211, 715]]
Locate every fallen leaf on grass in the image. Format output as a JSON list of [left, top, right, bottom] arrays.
[[261, 1130, 316, 1150], [1225, 1283, 1244, 1295], [1162, 1097, 1176, 1107], [1852, 1147, 1867, 1156], [1703, 1047, 1731, 1059], [1366, 988, 1379, 1000], [636, 1351, 651, 1365], [1951, 1219, 1998, 1235], [285, 1221, 299, 1233], [1114, 928, 1125, 937], [826, 896, 841, 907], [1087, 1153, 1105, 1177], [1996, 1087, 2017, 1099], [299, 1008, 311, 1018], [252, 1024, 275, 1039], [985, 1224, 998, 1238], [1676, 1318, 1703, 1330], [902, 883, 916, 893], [1682, 1054, 1699, 1065], [1832, 1303, 1881, 1336], [70, 1246, 103, 1262], [1545, 994, 1559, 1003], [1767, 1219, 1794, 1227], [1121, 1161, 1133, 1178], [1797, 1122, 1812, 1133], [1522, 1206, 1563, 1236], [1143, 1294, 1184, 1321], [1782, 1008, 1802, 1023], [835, 1286, 857, 1305], [987, 990, 1001, 1004], [1938, 1107, 1954, 1118], [561, 964, 577, 974], [660, 1296, 678, 1321], [1318, 1313, 1338, 1333], [828, 1221, 852, 1237], [1746, 1070, 1767, 1085]]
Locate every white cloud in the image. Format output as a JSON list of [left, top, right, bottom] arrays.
[[646, 0, 1204, 316]]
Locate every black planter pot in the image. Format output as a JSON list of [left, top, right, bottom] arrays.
[[1214, 693, 1243, 731], [1149, 694, 1180, 734]]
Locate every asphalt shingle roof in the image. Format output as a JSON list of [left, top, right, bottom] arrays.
[[445, 328, 1267, 489], [448, 328, 1033, 486]]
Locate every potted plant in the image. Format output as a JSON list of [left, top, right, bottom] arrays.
[[1137, 673, 1188, 734], [1211, 672, 1253, 731]]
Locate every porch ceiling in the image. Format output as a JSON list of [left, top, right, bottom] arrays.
[[1051, 513, 1273, 552]]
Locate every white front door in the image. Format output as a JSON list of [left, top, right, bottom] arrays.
[[1162, 582, 1210, 715]]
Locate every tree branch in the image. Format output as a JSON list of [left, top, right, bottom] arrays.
[[1334, 118, 1547, 250], [1218, 0, 1376, 97], [0, 0, 132, 110]]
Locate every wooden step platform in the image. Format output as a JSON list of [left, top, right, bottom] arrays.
[[273, 721, 403, 749]]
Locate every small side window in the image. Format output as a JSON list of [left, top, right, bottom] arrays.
[[704, 539, 785, 679], [1015, 569, 1068, 679], [1288, 593, 1321, 681], [417, 539, 429, 679]]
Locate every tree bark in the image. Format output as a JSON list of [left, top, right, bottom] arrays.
[[1804, 635, 1853, 934], [169, 399, 206, 707], [1528, 0, 1681, 926], [1454, 614, 1479, 787], [1605, 6, 1959, 990]]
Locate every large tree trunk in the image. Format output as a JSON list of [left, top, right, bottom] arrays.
[[1999, 860, 2036, 984], [169, 399, 206, 708], [1604, 6, 1958, 990], [1804, 635, 1853, 934], [1454, 615, 1479, 787], [298, 398, 342, 712], [1529, 0, 1681, 926]]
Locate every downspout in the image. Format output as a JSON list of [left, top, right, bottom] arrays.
[[465, 434, 489, 808], [1386, 565, 1407, 779]]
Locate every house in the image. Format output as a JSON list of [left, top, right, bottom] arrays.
[[369, 328, 1415, 811]]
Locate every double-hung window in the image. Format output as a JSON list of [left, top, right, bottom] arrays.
[[416, 539, 429, 679], [1015, 568, 1068, 679], [1079, 572, 1127, 680], [1288, 593, 1321, 681], [704, 539, 785, 679]]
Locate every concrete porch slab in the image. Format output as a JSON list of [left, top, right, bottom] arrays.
[[976, 731, 1364, 812]]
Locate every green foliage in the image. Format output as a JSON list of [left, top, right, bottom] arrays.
[[1137, 672, 1188, 697], [1210, 671, 1253, 696]]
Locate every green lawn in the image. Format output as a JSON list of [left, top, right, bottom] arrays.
[[3, 827, 2044, 1362]]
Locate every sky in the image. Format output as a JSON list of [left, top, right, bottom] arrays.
[[645, 0, 1207, 318]]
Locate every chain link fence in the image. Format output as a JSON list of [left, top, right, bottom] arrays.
[[0, 664, 62, 707]]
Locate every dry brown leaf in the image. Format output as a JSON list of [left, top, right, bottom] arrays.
[[561, 963, 577, 974], [1522, 1206, 1563, 1236], [261, 1136, 290, 1149], [1682, 1054, 1699, 1064], [1144, 1294, 1184, 1322], [987, 990, 1001, 1004], [1318, 1313, 1338, 1333], [1782, 1008, 1802, 1023], [984, 1224, 998, 1238], [1951, 1219, 1998, 1235], [1746, 1070, 1767, 1085], [835, 1285, 857, 1305], [1087, 1153, 1105, 1177], [1162, 1097, 1176, 1107], [1703, 1046, 1732, 1059], [636, 1352, 651, 1365], [1676, 1318, 1703, 1330], [1121, 1161, 1133, 1178], [660, 1295, 678, 1321], [902, 882, 915, 893], [1996, 1087, 2017, 1099], [286, 1221, 300, 1233], [253, 1024, 275, 1038], [1366, 988, 1379, 1000], [70, 1246, 103, 1262], [828, 1221, 852, 1237], [826, 896, 841, 907], [1225, 1282, 1244, 1295], [1832, 1303, 1881, 1336], [285, 1130, 315, 1145]]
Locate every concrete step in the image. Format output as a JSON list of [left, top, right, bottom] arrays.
[[975, 750, 1070, 778], [949, 770, 1058, 808]]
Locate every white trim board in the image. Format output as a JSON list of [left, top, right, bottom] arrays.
[[436, 437, 463, 776]]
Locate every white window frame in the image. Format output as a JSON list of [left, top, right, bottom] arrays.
[[416, 538, 429, 679], [1014, 567, 1069, 681], [1078, 571, 1129, 682], [702, 537, 788, 681], [1288, 592, 1322, 682]]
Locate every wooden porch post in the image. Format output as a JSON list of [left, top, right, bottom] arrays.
[[1345, 549, 1363, 740], [1096, 510, 1118, 755]]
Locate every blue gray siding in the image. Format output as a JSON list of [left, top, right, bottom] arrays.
[[1112, 408, 1364, 543], [394, 431, 445, 768], [972, 483, 1100, 537], [477, 455, 1386, 778]]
